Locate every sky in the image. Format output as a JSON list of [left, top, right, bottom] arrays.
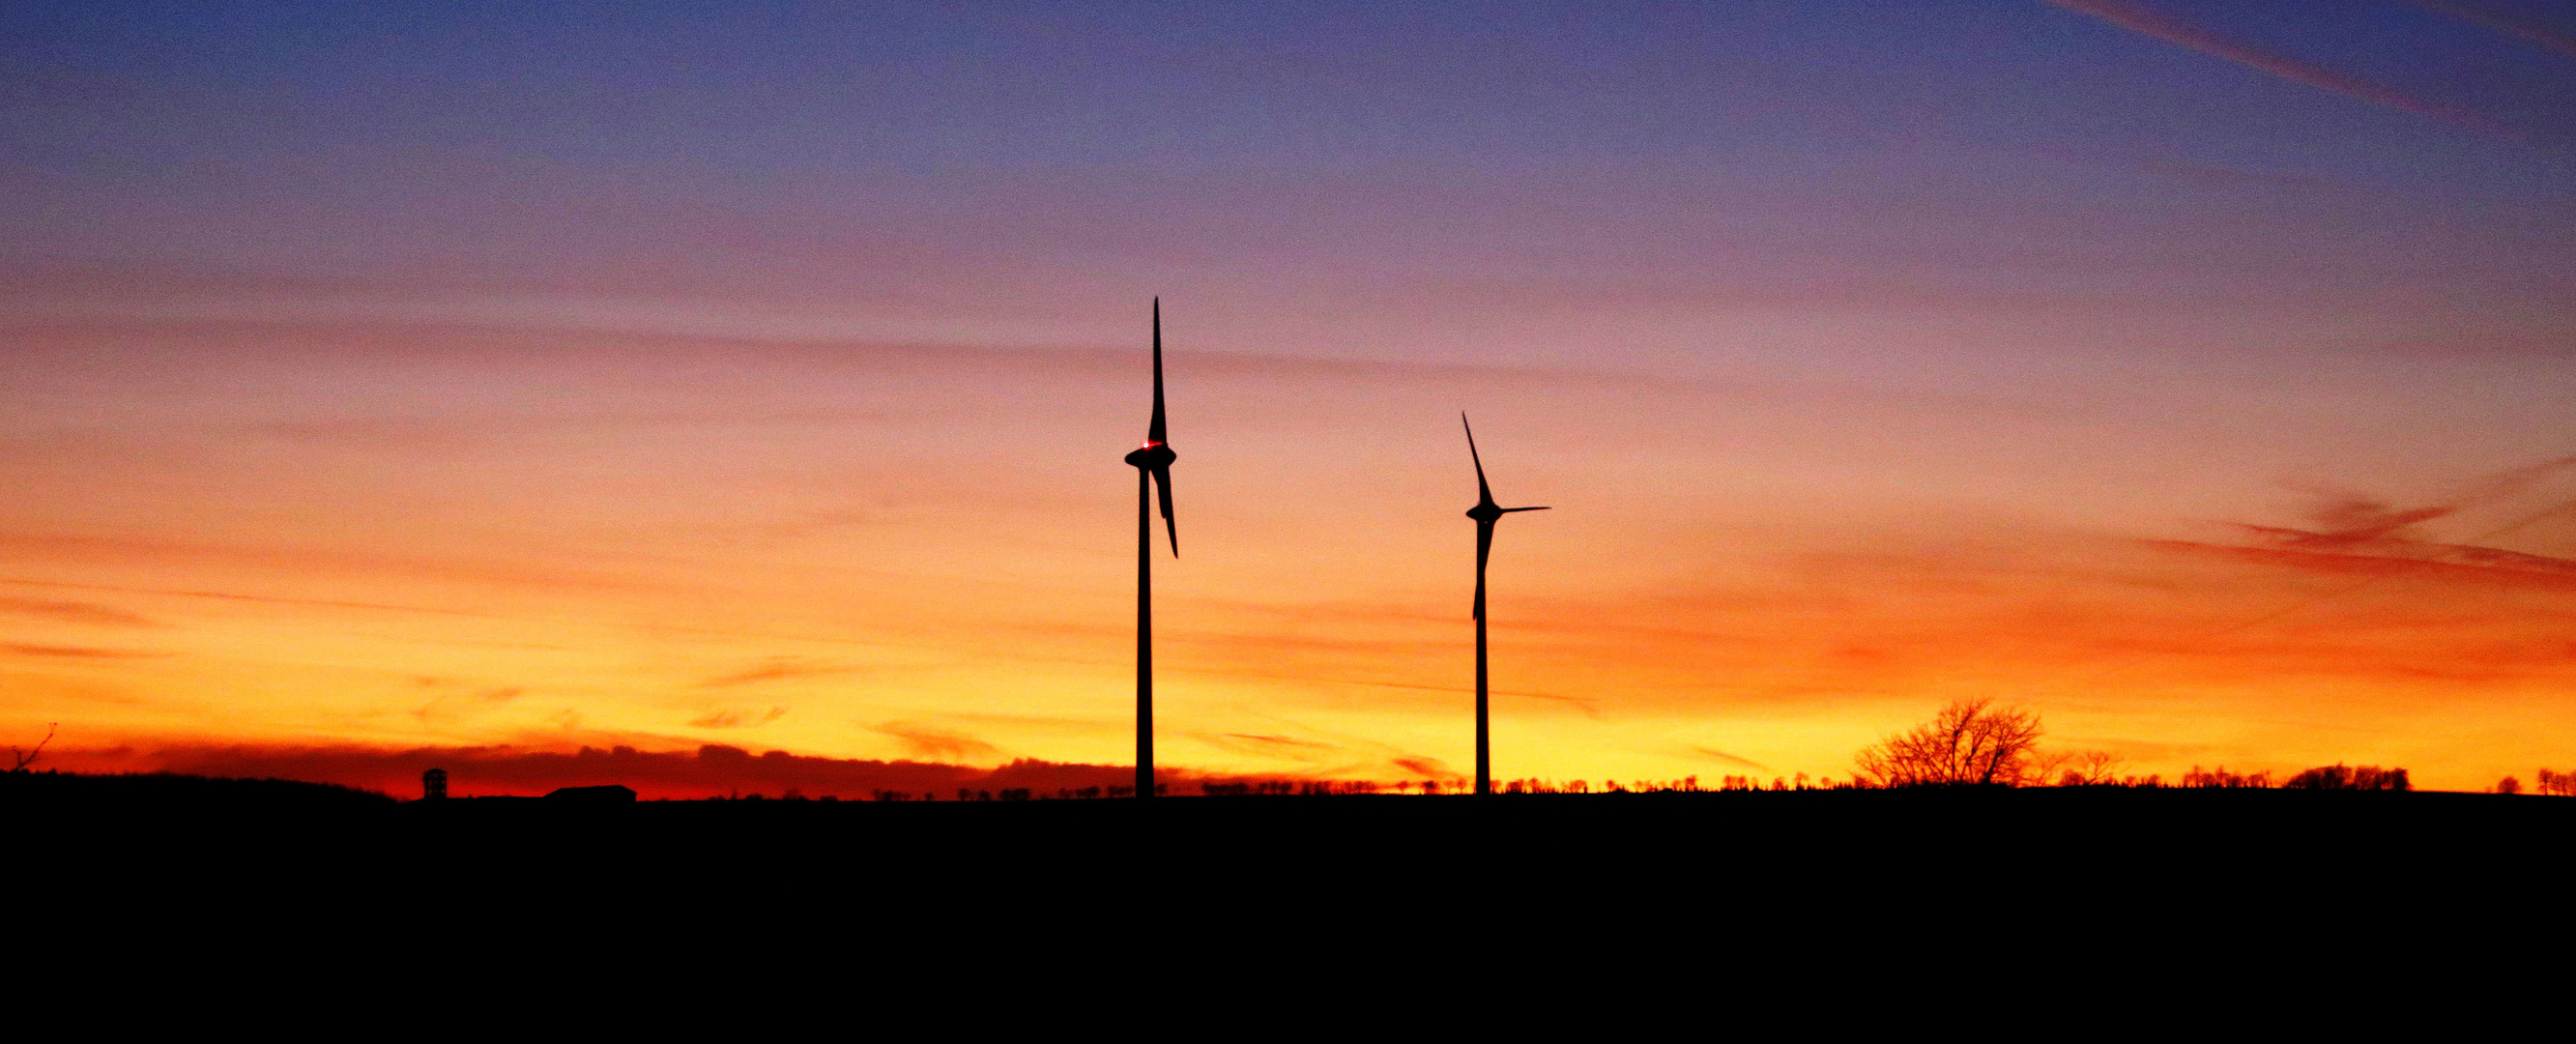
[[6, 0, 2576, 795]]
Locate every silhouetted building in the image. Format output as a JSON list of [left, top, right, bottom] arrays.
[[543, 784, 636, 803], [421, 768, 448, 800]]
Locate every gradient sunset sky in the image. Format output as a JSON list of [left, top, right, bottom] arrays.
[[7, 0, 2576, 793]]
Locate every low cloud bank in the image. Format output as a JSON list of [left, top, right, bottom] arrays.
[[46, 743, 1273, 800]]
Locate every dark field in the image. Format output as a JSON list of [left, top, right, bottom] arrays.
[[18, 768, 2569, 972], [19, 771, 2560, 1001], [19, 770, 2572, 914]]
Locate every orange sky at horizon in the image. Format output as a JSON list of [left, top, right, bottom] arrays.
[[6, 310, 2575, 793]]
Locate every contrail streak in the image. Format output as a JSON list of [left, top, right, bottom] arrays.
[[2417, 0, 2576, 59], [2042, 0, 2519, 137]]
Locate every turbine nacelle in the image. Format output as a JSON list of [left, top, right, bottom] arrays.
[[1465, 502, 1544, 524], [1124, 442, 1176, 470]]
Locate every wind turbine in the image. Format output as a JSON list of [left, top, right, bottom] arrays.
[[1122, 299, 1179, 798], [1462, 414, 1547, 797]]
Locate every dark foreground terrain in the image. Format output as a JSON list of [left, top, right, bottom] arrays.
[[17, 771, 2571, 887], [16, 769, 2573, 968]]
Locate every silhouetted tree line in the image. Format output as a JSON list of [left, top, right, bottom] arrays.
[[1193, 776, 1840, 797], [2280, 764, 2410, 791], [26, 710, 2465, 800], [2180, 767, 2271, 788], [1200, 780, 1389, 797], [711, 790, 841, 801], [2497, 769, 2576, 797], [1845, 699, 2422, 792], [943, 788, 1040, 800], [866, 786, 1126, 800], [1502, 775, 1715, 794]]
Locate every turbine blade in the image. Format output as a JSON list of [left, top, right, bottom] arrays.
[[1151, 465, 1177, 557], [1148, 298, 1168, 446], [1462, 412, 1492, 505], [1472, 572, 1485, 621], [1476, 518, 1493, 576], [1502, 506, 1549, 512]]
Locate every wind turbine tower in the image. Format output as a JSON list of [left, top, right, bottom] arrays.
[[1123, 300, 1179, 798], [1462, 414, 1548, 797]]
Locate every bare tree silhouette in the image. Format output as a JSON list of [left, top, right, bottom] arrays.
[[1853, 699, 2042, 787], [10, 723, 54, 772], [2054, 750, 2128, 787]]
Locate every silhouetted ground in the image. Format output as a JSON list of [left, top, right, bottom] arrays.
[[19, 771, 2569, 872], [18, 771, 2567, 953], [4, 768, 396, 810]]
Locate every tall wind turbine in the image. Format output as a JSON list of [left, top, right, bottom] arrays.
[[1122, 300, 1179, 798], [1462, 414, 1547, 797]]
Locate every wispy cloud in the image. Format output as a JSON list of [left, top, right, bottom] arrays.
[[0, 576, 505, 620], [2, 643, 161, 658], [693, 657, 857, 688], [870, 720, 1002, 762], [1224, 733, 1334, 749], [2193, 457, 2576, 575], [1690, 745, 1771, 770], [1198, 732, 1342, 762], [410, 684, 526, 721], [690, 706, 788, 729], [2043, 0, 2518, 136], [1391, 756, 1462, 781], [2137, 458, 2576, 658], [2153, 536, 2576, 591], [0, 595, 158, 626]]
